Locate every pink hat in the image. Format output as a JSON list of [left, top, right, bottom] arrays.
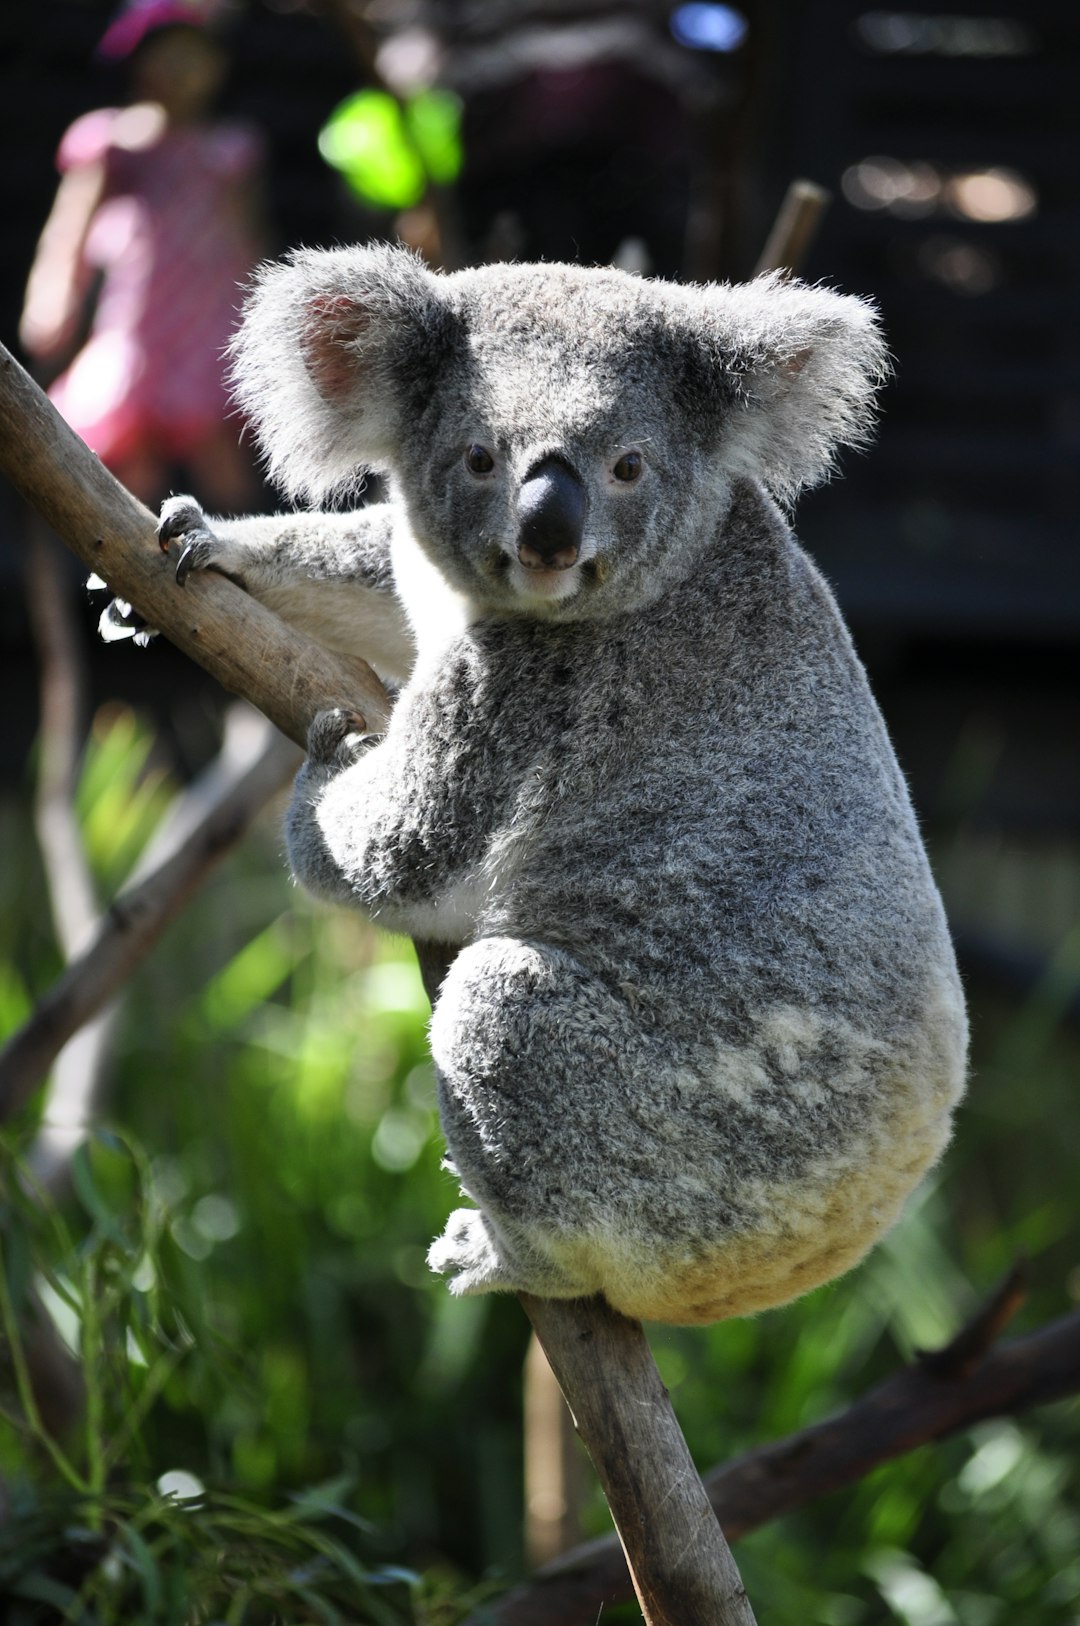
[[97, 0, 213, 61]]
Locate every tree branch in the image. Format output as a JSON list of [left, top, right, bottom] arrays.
[[0, 345, 392, 749], [754, 179, 831, 277], [480, 1286, 1080, 1626], [21, 523, 121, 1183], [524, 1317, 586, 1567], [521, 1294, 757, 1626], [0, 708, 299, 1130], [25, 525, 98, 958]]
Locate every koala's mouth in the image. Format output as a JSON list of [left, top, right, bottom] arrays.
[[493, 536, 600, 604], [510, 560, 582, 601]]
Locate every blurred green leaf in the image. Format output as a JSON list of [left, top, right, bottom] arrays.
[[71, 1143, 129, 1249]]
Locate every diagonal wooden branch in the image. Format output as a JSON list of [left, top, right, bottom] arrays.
[[0, 709, 300, 1126], [522, 1293, 757, 1626], [0, 340, 756, 1626], [482, 1284, 1080, 1626], [0, 347, 391, 750]]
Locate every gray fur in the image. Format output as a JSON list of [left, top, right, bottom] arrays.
[[181, 247, 966, 1324]]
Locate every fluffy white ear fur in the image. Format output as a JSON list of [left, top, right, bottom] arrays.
[[229, 243, 443, 503], [678, 272, 890, 503]]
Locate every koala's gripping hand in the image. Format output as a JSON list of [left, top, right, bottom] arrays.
[[284, 656, 500, 928], [159, 495, 250, 589], [100, 493, 416, 683], [282, 708, 377, 906], [95, 496, 251, 644]]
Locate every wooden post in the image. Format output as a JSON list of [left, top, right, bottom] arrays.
[[0, 341, 757, 1625], [524, 1332, 585, 1567], [754, 178, 831, 277]]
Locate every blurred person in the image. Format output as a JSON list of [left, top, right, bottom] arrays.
[[19, 0, 266, 510]]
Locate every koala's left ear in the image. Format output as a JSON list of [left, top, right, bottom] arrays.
[[230, 244, 457, 501], [674, 273, 890, 502]]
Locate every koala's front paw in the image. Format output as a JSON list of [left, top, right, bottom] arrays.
[[306, 706, 372, 770], [158, 495, 244, 589]]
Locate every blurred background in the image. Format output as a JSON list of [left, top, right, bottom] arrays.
[[0, 2, 1078, 1622]]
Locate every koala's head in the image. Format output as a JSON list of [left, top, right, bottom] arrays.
[[231, 244, 887, 618]]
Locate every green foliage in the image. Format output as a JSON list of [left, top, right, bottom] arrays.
[[1, 703, 1079, 1623], [318, 89, 464, 211], [0, 1478, 482, 1626], [0, 1120, 488, 1624], [72, 706, 175, 896]]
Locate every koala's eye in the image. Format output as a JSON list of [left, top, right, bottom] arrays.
[[465, 444, 495, 476], [612, 451, 644, 484]]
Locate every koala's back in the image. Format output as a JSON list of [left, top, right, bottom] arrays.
[[429, 482, 966, 1322], [471, 483, 947, 1024]]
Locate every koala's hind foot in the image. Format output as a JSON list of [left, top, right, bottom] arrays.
[[427, 1207, 592, 1300]]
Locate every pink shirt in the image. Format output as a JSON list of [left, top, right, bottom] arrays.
[[49, 107, 264, 463]]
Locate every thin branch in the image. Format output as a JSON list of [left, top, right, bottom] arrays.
[[524, 1327, 585, 1567], [0, 713, 300, 1125], [22, 524, 120, 1188], [25, 524, 98, 956], [480, 1290, 1080, 1626], [917, 1257, 1028, 1379], [26, 1014, 119, 1190]]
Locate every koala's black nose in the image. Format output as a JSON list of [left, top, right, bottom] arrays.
[[517, 457, 587, 570]]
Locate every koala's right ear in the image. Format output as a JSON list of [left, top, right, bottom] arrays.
[[670, 273, 890, 504], [229, 244, 456, 501]]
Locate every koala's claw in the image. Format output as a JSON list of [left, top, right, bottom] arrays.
[[158, 494, 207, 549], [157, 496, 230, 588], [307, 707, 371, 767], [173, 534, 216, 586]]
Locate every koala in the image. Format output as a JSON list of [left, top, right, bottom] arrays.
[[159, 244, 967, 1325]]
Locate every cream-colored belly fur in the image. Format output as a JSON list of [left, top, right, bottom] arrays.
[[544, 1002, 966, 1325]]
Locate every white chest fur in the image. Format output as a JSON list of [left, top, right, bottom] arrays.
[[391, 517, 475, 666]]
